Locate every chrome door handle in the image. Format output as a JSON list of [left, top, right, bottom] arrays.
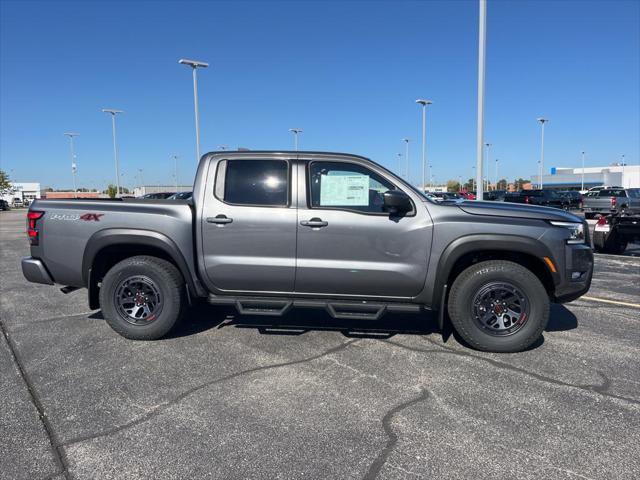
[[207, 215, 233, 224], [300, 217, 328, 228]]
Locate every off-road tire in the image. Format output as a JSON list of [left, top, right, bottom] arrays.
[[100, 255, 185, 340], [448, 260, 549, 353]]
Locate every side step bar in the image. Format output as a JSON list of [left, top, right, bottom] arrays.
[[208, 295, 423, 321]]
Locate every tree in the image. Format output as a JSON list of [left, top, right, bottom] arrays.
[[496, 178, 508, 190], [463, 178, 475, 191], [513, 178, 530, 190], [105, 184, 118, 198], [0, 170, 14, 196], [446, 179, 461, 192]]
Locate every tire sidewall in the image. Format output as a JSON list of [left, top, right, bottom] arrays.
[[100, 258, 182, 339], [449, 262, 549, 352]]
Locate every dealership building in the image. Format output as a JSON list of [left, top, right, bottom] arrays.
[[531, 164, 640, 190], [1, 182, 41, 204]]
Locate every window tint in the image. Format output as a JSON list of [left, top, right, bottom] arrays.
[[309, 161, 395, 213], [599, 189, 625, 197], [627, 188, 639, 198], [223, 160, 288, 206]]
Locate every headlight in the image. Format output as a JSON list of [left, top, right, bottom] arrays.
[[550, 221, 585, 244]]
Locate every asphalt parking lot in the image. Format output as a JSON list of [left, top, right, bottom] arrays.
[[1, 208, 639, 480]]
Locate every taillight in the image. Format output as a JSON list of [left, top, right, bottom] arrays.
[[524, 196, 530, 204], [27, 211, 44, 245], [610, 196, 616, 208], [596, 216, 607, 226]]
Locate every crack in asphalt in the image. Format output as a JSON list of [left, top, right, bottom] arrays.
[[60, 339, 359, 447], [0, 318, 70, 480], [363, 388, 431, 480], [386, 338, 640, 407]]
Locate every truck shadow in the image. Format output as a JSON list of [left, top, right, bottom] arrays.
[[166, 302, 578, 347]]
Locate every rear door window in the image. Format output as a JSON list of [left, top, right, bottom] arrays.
[[599, 189, 626, 197], [217, 159, 289, 206]]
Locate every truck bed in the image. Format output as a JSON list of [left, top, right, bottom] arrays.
[[27, 198, 195, 288]]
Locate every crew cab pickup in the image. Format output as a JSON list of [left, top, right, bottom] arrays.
[[22, 151, 594, 352], [503, 189, 569, 210], [582, 188, 640, 219]]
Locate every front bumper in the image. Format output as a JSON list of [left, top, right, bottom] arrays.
[[553, 245, 593, 303], [22, 257, 54, 285]]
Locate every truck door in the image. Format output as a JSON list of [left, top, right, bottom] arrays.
[[201, 157, 297, 293], [295, 159, 432, 298]]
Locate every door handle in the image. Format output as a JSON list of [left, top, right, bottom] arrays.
[[300, 217, 328, 228], [207, 215, 233, 224]]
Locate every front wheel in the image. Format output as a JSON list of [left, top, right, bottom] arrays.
[[99, 256, 186, 340], [448, 260, 549, 353]]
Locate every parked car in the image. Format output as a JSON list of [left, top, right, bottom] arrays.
[[558, 190, 582, 210], [503, 189, 569, 210], [21, 151, 593, 353], [430, 192, 462, 202], [485, 190, 507, 201], [140, 192, 176, 199], [0, 199, 10, 211], [592, 212, 639, 255], [12, 197, 24, 208], [582, 188, 640, 219], [167, 191, 193, 200], [460, 191, 476, 200]]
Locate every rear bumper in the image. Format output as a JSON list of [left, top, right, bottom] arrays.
[[553, 246, 593, 303], [22, 257, 54, 285]]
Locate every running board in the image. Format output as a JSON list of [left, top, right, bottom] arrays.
[[207, 295, 423, 320]]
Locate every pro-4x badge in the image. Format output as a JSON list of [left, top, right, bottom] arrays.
[[79, 213, 104, 221]]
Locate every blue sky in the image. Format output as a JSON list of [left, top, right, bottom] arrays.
[[1, 0, 638, 190]]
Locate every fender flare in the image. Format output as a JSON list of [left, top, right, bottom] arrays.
[[82, 229, 205, 300], [431, 233, 559, 309]]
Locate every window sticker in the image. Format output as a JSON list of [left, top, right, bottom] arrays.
[[320, 174, 369, 206]]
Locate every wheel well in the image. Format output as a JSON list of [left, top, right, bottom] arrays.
[[446, 250, 555, 296], [88, 244, 185, 309]]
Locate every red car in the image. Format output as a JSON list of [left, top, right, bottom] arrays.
[[460, 191, 476, 200]]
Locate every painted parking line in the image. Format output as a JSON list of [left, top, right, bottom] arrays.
[[580, 296, 640, 309]]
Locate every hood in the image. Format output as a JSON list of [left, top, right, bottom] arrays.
[[455, 200, 582, 222]]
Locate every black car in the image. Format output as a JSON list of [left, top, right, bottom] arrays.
[[0, 199, 10, 211], [141, 192, 176, 199], [503, 189, 569, 209], [558, 190, 582, 209], [485, 190, 507, 201], [167, 191, 193, 200]]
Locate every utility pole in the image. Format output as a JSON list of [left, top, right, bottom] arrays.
[[64, 132, 79, 198], [178, 58, 209, 163], [102, 109, 124, 196], [475, 0, 487, 200]]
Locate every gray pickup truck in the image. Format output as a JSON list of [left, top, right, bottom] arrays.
[[22, 151, 593, 352], [582, 187, 640, 219]]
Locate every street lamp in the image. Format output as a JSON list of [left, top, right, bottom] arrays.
[[171, 154, 179, 192], [581, 151, 585, 191], [64, 132, 79, 198], [475, 0, 487, 200], [621, 154, 626, 184], [415, 99, 433, 192], [484, 143, 492, 191], [396, 153, 403, 177], [537, 117, 548, 189], [138, 169, 144, 195], [102, 109, 123, 196], [402, 138, 410, 181], [289, 128, 303, 151], [178, 58, 209, 163], [495, 158, 499, 190]]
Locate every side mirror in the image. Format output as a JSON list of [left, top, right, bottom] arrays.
[[383, 190, 412, 214]]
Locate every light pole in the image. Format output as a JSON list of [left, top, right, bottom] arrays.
[[495, 158, 499, 190], [102, 109, 123, 196], [581, 151, 585, 191], [537, 117, 548, 189], [415, 99, 433, 192], [289, 128, 303, 151], [396, 153, 403, 177], [471, 165, 476, 192], [217, 145, 229, 151], [64, 132, 79, 198], [537, 160, 542, 188], [178, 58, 209, 163], [429, 164, 433, 189], [621, 154, 626, 185], [475, 0, 487, 200], [402, 138, 410, 181], [138, 169, 144, 195], [484, 143, 492, 190], [172, 154, 179, 192]]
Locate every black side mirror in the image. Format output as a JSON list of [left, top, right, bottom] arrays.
[[383, 190, 412, 214]]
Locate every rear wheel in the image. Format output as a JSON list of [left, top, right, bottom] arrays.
[[593, 229, 627, 255], [448, 260, 549, 353], [100, 256, 186, 340]]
